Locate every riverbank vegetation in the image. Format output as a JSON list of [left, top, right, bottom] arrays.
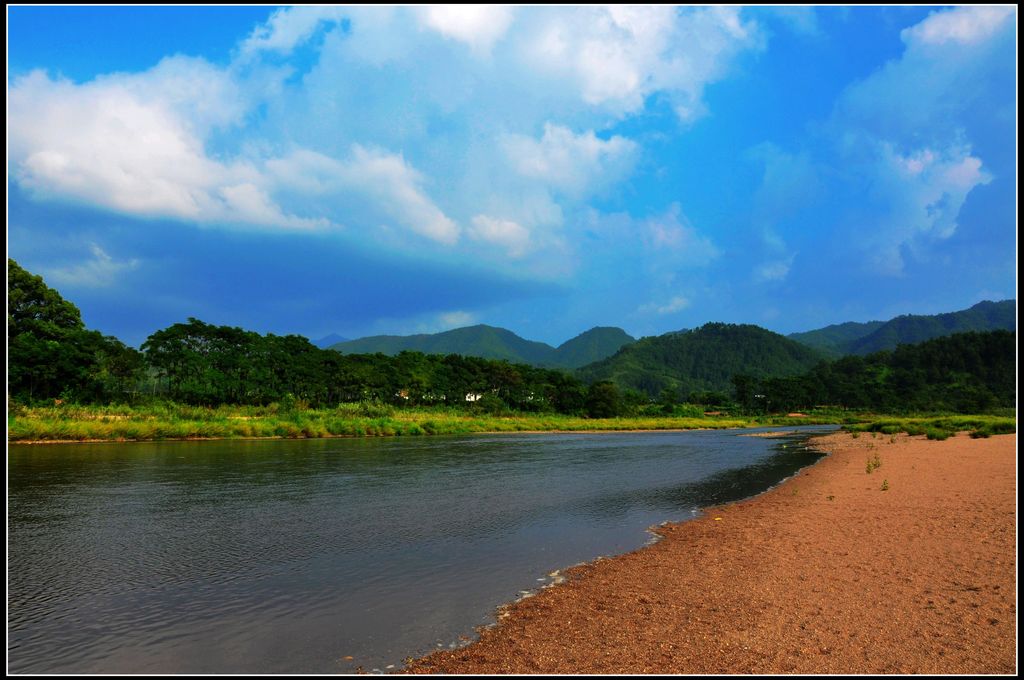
[[844, 414, 1016, 440], [7, 402, 848, 443], [7, 258, 1017, 444]]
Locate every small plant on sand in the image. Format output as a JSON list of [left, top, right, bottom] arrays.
[[851, 431, 860, 439], [881, 479, 889, 491], [872, 453, 881, 469], [826, 495, 835, 502]]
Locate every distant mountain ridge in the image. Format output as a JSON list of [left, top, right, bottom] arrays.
[[789, 300, 1015, 356], [576, 322, 826, 397], [312, 333, 349, 349], [330, 324, 636, 369]]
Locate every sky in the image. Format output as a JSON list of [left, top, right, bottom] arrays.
[[7, 5, 1018, 347]]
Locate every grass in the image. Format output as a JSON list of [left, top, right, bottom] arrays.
[[7, 403, 1015, 444], [844, 415, 1016, 441]]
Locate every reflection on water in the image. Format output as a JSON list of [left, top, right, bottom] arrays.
[[8, 425, 835, 673]]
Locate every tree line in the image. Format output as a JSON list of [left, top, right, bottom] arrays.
[[7, 258, 1016, 415], [731, 330, 1015, 414]]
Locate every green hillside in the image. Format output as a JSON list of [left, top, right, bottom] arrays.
[[330, 324, 636, 368], [788, 320, 885, 357], [331, 324, 558, 364], [552, 327, 636, 369], [759, 330, 1016, 413], [789, 300, 1015, 356], [848, 300, 1015, 355], [577, 322, 826, 398]]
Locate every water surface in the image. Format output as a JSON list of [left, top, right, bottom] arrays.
[[8, 426, 835, 673]]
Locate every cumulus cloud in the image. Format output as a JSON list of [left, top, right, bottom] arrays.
[[858, 141, 991, 275], [45, 243, 139, 288], [901, 6, 1014, 46], [266, 146, 459, 244], [836, 5, 1014, 143], [9, 64, 324, 231], [469, 215, 531, 257], [518, 6, 761, 120], [806, 5, 1009, 275], [501, 123, 637, 197], [239, 6, 347, 56], [343, 146, 460, 244], [8, 6, 766, 267], [416, 5, 515, 54]]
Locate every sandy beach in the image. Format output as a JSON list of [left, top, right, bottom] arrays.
[[405, 431, 1017, 674]]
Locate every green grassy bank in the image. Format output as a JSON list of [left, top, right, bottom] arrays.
[[844, 414, 1017, 440], [8, 403, 1013, 444], [8, 402, 845, 443]]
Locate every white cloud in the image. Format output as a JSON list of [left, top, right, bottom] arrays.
[[643, 204, 720, 264], [501, 123, 637, 197], [345, 146, 460, 245], [754, 255, 795, 283], [901, 6, 1014, 47], [861, 141, 991, 275], [819, 6, 1009, 274], [520, 6, 762, 120], [239, 6, 347, 56], [469, 215, 531, 257], [45, 243, 139, 288], [437, 310, 477, 329], [836, 5, 1014, 142], [638, 294, 690, 316], [8, 6, 766, 268], [417, 5, 515, 54], [266, 146, 460, 245], [9, 65, 324, 231], [407, 309, 479, 334]]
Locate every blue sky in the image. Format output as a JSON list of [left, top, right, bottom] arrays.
[[7, 6, 1017, 347]]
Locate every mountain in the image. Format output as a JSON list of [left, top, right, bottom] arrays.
[[790, 300, 1016, 356], [552, 327, 636, 369], [331, 324, 554, 363], [788, 321, 886, 358], [847, 300, 1015, 355], [312, 333, 349, 349], [576, 322, 826, 398], [330, 324, 635, 367]]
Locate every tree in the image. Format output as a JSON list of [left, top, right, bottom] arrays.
[[7, 259, 111, 402], [585, 381, 621, 418]]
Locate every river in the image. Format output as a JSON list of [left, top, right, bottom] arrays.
[[7, 425, 836, 673]]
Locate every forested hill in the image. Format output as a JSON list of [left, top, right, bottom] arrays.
[[331, 325, 635, 369], [787, 320, 886, 358], [753, 330, 1016, 413], [576, 323, 826, 398], [552, 327, 636, 369], [789, 300, 1015, 356]]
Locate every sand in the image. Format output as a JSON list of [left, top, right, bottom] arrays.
[[405, 432, 1017, 674]]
